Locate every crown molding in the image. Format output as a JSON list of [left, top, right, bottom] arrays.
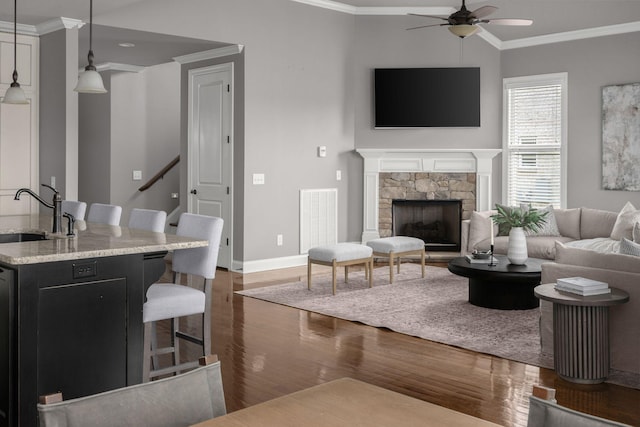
[[96, 63, 146, 73], [37, 17, 85, 35], [290, 0, 640, 50], [290, 0, 356, 14], [0, 21, 39, 36], [354, 7, 453, 16], [173, 44, 244, 64], [500, 21, 640, 50]]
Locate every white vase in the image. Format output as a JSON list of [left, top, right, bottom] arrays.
[[507, 227, 528, 265]]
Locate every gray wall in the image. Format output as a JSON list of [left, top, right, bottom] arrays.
[[502, 32, 640, 212], [110, 63, 181, 226], [40, 28, 77, 198], [93, 1, 640, 266], [352, 15, 504, 213], [78, 73, 111, 207], [79, 64, 181, 225], [99, 0, 356, 263]]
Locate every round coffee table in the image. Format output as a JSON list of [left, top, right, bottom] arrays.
[[447, 255, 545, 310]]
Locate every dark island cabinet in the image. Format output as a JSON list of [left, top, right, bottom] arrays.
[[0, 252, 167, 427]]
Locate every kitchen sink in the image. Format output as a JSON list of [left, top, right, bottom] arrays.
[[0, 232, 48, 243]]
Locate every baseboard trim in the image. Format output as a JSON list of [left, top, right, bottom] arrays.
[[233, 254, 308, 274]]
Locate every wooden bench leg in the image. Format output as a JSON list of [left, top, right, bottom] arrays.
[[307, 257, 312, 290], [368, 257, 373, 288], [332, 259, 337, 295], [421, 249, 426, 278], [389, 252, 395, 283]]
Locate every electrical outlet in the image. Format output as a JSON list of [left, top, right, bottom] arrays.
[[276, 234, 283, 246], [170, 193, 179, 199], [50, 176, 56, 188], [133, 170, 142, 181]]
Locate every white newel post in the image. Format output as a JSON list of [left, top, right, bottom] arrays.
[[356, 149, 501, 243]]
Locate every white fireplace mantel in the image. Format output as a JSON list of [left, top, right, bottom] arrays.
[[356, 148, 502, 242]]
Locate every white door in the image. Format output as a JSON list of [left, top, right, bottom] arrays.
[[187, 64, 233, 269]]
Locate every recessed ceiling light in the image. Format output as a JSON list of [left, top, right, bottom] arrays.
[[119, 42, 135, 48]]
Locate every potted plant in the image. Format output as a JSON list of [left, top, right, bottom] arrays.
[[491, 205, 549, 265]]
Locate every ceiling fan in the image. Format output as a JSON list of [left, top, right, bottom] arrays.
[[407, 0, 533, 38]]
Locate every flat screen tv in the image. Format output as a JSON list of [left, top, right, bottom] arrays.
[[374, 67, 480, 128]]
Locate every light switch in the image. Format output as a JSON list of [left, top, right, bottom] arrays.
[[336, 170, 342, 181], [253, 173, 265, 185], [318, 146, 327, 158], [133, 170, 142, 181]]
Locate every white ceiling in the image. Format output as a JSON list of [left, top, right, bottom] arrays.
[[1, 0, 639, 65]]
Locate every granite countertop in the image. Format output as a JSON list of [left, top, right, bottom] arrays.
[[0, 215, 208, 265]]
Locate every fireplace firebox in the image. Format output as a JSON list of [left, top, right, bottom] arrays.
[[392, 199, 462, 252]]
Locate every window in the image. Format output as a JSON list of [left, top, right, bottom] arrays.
[[503, 73, 567, 209]]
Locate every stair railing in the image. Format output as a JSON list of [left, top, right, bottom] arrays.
[[138, 155, 180, 192]]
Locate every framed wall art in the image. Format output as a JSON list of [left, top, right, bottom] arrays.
[[602, 82, 640, 191]]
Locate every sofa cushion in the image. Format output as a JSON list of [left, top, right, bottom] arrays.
[[476, 236, 574, 260], [555, 241, 640, 274], [554, 208, 581, 239], [565, 237, 620, 253], [620, 238, 640, 257], [610, 201, 640, 240], [580, 208, 618, 239]]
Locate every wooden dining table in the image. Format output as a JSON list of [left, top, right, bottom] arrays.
[[191, 377, 502, 426]]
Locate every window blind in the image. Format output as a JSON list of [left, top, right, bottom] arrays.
[[505, 80, 564, 208]]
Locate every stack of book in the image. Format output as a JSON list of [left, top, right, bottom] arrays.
[[555, 277, 610, 296]]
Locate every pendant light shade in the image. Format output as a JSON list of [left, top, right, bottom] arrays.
[[75, 0, 107, 94], [448, 24, 479, 38], [3, 0, 28, 104]]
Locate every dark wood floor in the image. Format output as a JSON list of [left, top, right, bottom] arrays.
[[168, 263, 640, 426]]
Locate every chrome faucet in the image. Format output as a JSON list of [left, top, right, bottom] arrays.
[[15, 184, 63, 234]]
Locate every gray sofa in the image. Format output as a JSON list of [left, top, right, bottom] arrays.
[[461, 206, 640, 376], [460, 207, 619, 259]]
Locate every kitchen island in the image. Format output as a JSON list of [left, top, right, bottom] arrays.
[[0, 215, 208, 427]]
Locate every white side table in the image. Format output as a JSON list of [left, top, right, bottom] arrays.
[[534, 284, 629, 384]]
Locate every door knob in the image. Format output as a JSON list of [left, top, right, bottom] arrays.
[[190, 189, 197, 195]]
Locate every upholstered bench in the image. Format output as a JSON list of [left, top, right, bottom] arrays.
[[307, 243, 373, 295], [366, 236, 426, 283]]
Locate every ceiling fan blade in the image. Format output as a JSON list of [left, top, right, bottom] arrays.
[[470, 5, 497, 19], [481, 18, 533, 26], [406, 23, 448, 31], [408, 13, 448, 21]]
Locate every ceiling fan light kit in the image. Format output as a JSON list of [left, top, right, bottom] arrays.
[[449, 24, 479, 38], [408, 0, 532, 39], [75, 0, 107, 94], [3, 0, 28, 104]]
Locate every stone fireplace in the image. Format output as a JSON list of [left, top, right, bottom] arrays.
[[356, 148, 501, 247]]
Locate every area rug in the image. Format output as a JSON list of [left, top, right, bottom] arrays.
[[237, 263, 640, 389]]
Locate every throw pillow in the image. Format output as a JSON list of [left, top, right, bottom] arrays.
[[525, 205, 560, 237], [468, 210, 496, 250], [610, 201, 640, 240], [620, 237, 640, 257], [634, 222, 640, 243]]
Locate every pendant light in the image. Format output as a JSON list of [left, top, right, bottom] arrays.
[[74, 0, 107, 93], [3, 0, 28, 104]]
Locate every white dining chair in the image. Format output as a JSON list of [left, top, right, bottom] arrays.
[[87, 203, 122, 226], [61, 200, 87, 221], [128, 208, 167, 233], [142, 213, 223, 382]]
